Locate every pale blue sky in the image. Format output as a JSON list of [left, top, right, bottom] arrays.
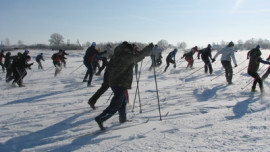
[[1, 0, 270, 47]]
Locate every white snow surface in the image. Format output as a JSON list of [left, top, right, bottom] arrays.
[[1, 49, 270, 152]]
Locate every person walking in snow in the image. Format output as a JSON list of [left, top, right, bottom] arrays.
[[12, 52, 33, 87], [51, 49, 63, 77], [96, 43, 114, 75], [164, 48, 177, 72], [197, 44, 214, 74], [247, 45, 270, 93], [4, 52, 14, 82], [94, 42, 153, 130], [149, 45, 163, 71], [60, 49, 69, 68], [181, 46, 198, 69], [83, 42, 107, 87], [36, 53, 45, 70], [262, 54, 270, 81], [0, 50, 5, 72], [212, 41, 237, 85]]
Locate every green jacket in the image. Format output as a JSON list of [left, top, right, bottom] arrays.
[[109, 43, 153, 89]]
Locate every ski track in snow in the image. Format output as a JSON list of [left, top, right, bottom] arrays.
[[0, 49, 270, 151]]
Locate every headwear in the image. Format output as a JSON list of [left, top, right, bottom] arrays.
[[256, 45, 260, 49], [92, 42, 96, 47], [207, 44, 212, 48], [228, 41, 234, 47], [25, 49, 29, 53], [174, 48, 178, 52]]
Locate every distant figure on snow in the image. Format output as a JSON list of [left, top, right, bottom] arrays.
[[36, 53, 45, 69], [197, 44, 214, 74], [149, 45, 163, 71], [60, 49, 69, 68], [51, 50, 63, 77], [164, 48, 177, 72], [181, 46, 198, 69]]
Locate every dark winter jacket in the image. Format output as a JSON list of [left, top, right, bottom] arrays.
[[4, 52, 14, 69], [51, 53, 61, 62], [166, 50, 177, 61], [36, 54, 44, 62], [247, 48, 270, 72], [83, 46, 106, 63], [61, 50, 69, 60], [0, 52, 5, 63], [109, 42, 153, 89], [197, 47, 212, 61], [14, 55, 33, 69]]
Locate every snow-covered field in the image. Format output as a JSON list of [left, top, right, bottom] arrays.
[[1, 48, 270, 152]]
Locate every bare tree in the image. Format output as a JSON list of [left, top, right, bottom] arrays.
[[157, 39, 169, 49], [49, 33, 64, 47], [4, 38, 10, 46], [177, 42, 187, 50], [17, 40, 24, 48]]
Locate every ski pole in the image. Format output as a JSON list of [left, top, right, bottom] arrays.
[[132, 60, 143, 113], [153, 56, 162, 121], [70, 63, 84, 74], [182, 66, 204, 80], [106, 92, 113, 103], [234, 66, 248, 75]]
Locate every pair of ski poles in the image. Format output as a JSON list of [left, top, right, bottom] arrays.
[[132, 57, 162, 121]]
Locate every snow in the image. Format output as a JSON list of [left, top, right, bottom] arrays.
[[1, 49, 270, 152]]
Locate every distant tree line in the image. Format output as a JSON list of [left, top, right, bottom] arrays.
[[1, 33, 270, 51]]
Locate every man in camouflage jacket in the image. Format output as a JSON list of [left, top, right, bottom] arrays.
[[95, 41, 153, 130]]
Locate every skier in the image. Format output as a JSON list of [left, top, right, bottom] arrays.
[[4, 52, 14, 82], [247, 45, 270, 92], [60, 49, 69, 68], [156, 52, 163, 66], [0, 50, 5, 72], [164, 48, 177, 72], [181, 46, 198, 69], [94, 42, 154, 130], [51, 50, 63, 77], [36, 53, 45, 69], [212, 41, 237, 84], [12, 52, 33, 87], [262, 54, 270, 81], [83, 42, 107, 86], [149, 45, 163, 71], [96, 43, 114, 75], [197, 44, 214, 74]]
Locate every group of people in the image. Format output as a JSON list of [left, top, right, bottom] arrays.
[[164, 41, 270, 93], [0, 49, 34, 87], [1, 41, 270, 130]]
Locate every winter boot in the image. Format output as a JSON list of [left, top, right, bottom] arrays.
[[88, 100, 96, 110], [95, 117, 105, 130]]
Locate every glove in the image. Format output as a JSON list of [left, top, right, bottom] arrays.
[[181, 57, 184, 59], [212, 59, 215, 63], [234, 64, 237, 67], [198, 57, 200, 60], [174, 64, 176, 68], [30, 63, 34, 66]]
